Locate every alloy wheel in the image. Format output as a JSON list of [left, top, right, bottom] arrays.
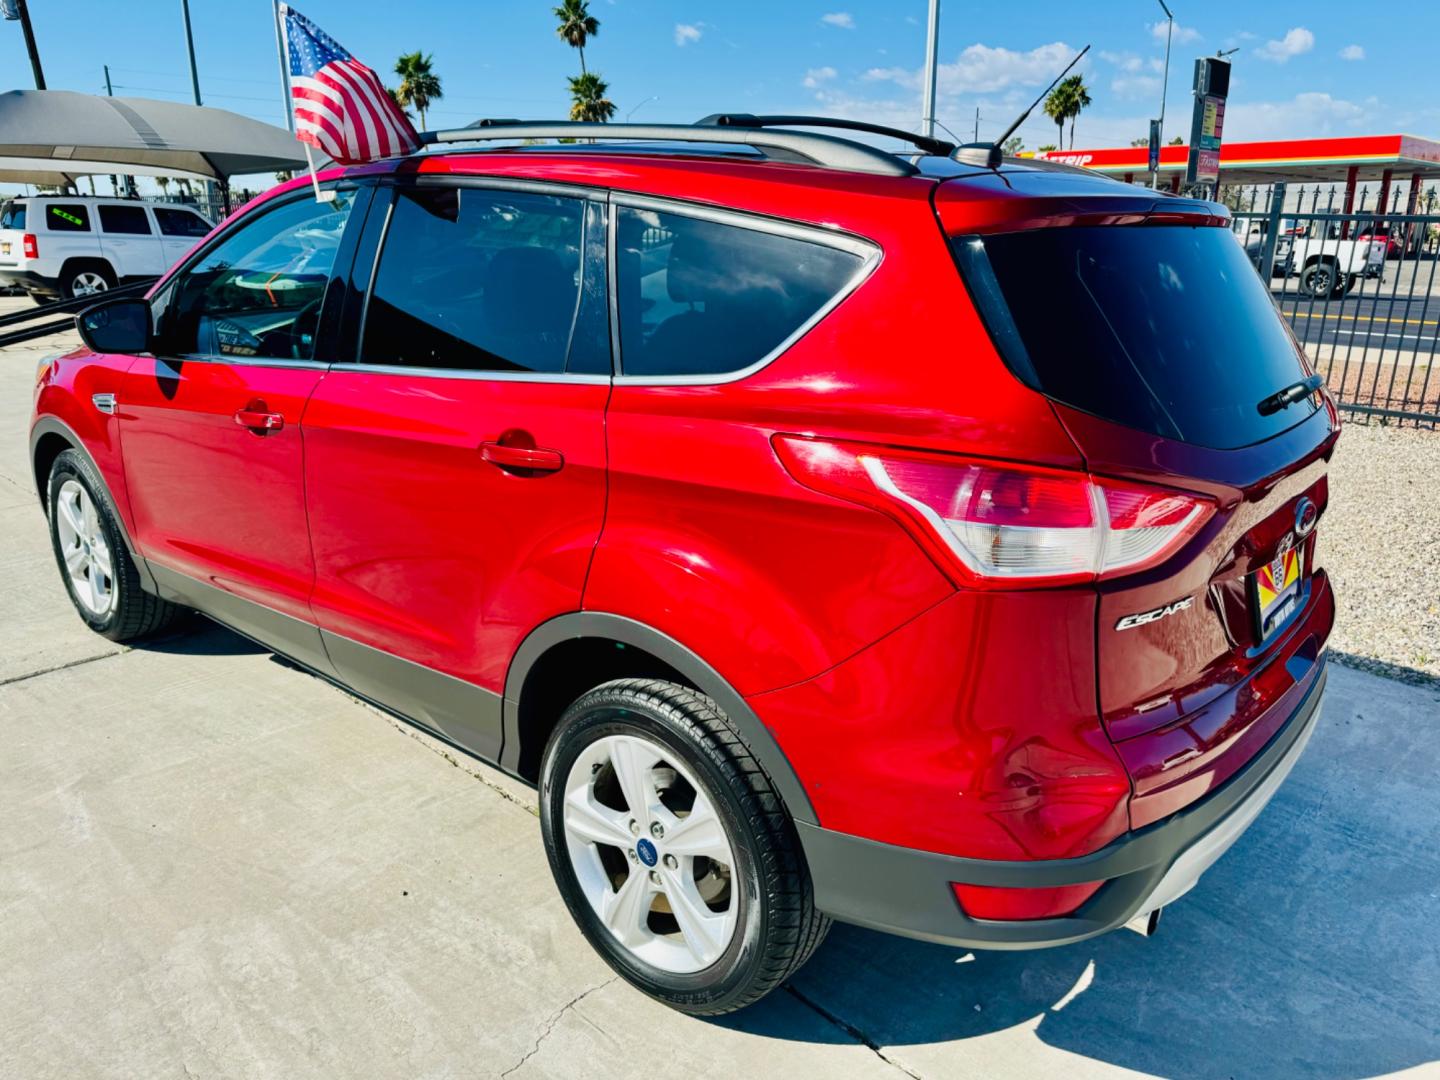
[[71, 272, 109, 297], [561, 732, 739, 974], [55, 480, 115, 616]]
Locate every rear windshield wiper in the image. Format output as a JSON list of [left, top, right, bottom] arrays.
[[1256, 373, 1324, 416]]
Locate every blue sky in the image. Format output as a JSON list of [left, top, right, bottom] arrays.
[[4, 0, 1439, 176]]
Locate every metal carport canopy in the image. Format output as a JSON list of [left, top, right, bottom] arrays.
[[0, 89, 311, 183], [1028, 134, 1440, 185]]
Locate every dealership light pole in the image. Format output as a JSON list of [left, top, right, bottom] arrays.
[[1153, 0, 1174, 189], [6, 0, 47, 89], [921, 0, 940, 140]]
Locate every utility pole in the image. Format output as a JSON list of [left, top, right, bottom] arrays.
[[974, 107, 979, 143], [12, 0, 46, 89], [1154, 0, 1174, 189], [274, 0, 294, 131], [920, 0, 940, 140], [104, 64, 113, 96], [180, 0, 203, 105]]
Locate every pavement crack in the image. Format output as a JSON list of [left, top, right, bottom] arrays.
[[785, 985, 924, 1080], [499, 977, 617, 1078], [371, 709, 539, 817], [0, 648, 126, 688]]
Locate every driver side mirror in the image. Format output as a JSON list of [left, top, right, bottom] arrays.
[[76, 297, 153, 355]]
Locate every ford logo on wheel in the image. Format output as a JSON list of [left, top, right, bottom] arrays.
[[1294, 496, 1318, 537], [635, 839, 658, 867]]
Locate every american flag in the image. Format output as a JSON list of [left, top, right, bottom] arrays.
[[281, 3, 420, 165]]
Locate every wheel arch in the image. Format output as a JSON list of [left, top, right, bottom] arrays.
[[29, 416, 155, 592], [502, 612, 818, 825]]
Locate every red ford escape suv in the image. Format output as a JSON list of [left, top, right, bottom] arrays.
[[31, 116, 1336, 1015]]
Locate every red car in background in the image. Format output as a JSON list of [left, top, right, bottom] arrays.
[[30, 116, 1336, 1014]]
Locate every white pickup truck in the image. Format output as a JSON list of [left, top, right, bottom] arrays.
[[1285, 230, 1387, 297], [1237, 220, 1387, 297]]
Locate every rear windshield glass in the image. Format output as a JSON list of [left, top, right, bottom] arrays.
[[0, 201, 24, 230], [957, 226, 1317, 449]]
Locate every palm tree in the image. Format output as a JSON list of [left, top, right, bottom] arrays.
[[387, 86, 415, 123], [554, 0, 600, 75], [1059, 75, 1092, 149], [568, 72, 615, 123], [1043, 81, 1074, 149], [393, 51, 443, 128]]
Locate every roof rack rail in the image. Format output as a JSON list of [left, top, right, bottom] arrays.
[[696, 113, 956, 157], [419, 119, 918, 177]]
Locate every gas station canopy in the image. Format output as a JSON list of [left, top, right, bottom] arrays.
[[1030, 134, 1440, 186]]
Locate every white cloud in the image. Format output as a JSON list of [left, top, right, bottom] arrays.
[[1100, 50, 1144, 73], [1151, 21, 1200, 44], [802, 66, 838, 89], [1223, 91, 1370, 141], [1339, 43, 1365, 61], [865, 41, 1080, 95], [1112, 75, 1162, 100], [674, 23, 702, 46], [821, 12, 855, 29], [1255, 27, 1315, 63]]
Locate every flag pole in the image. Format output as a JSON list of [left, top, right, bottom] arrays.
[[303, 143, 335, 203]]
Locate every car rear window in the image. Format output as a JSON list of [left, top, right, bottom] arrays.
[[956, 225, 1318, 449], [154, 207, 212, 237], [99, 205, 152, 235], [616, 207, 866, 379], [0, 201, 25, 230], [45, 204, 91, 232]]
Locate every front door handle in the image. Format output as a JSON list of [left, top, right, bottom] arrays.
[[480, 440, 564, 475], [234, 406, 285, 433]]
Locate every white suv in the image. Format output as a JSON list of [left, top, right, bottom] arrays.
[[0, 196, 212, 303]]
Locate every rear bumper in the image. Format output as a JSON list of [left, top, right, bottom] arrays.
[[0, 269, 59, 296], [799, 659, 1326, 950]]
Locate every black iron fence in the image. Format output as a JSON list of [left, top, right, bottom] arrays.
[[0, 279, 157, 350], [1229, 182, 1440, 425]]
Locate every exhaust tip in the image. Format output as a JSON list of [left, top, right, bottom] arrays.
[[1123, 907, 1163, 938]]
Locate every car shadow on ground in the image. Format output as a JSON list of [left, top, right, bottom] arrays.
[[723, 711, 1440, 1078], [136, 618, 267, 657]]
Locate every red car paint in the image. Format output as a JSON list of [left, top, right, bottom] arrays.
[[32, 143, 1337, 932]]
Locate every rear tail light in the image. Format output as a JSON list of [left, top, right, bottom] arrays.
[[22, 233, 38, 259], [774, 436, 1214, 588]]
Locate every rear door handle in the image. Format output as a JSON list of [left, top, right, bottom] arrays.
[[480, 440, 564, 474], [234, 407, 285, 432]]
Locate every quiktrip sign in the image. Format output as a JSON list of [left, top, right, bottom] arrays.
[[1186, 57, 1231, 186]]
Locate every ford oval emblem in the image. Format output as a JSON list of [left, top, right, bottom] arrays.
[[635, 838, 658, 867], [1294, 497, 1318, 537]]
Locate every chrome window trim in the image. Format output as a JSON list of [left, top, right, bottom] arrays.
[[607, 191, 882, 386], [328, 362, 609, 385], [414, 173, 611, 202], [159, 354, 333, 372]]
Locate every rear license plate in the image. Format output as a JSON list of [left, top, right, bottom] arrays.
[[1251, 543, 1303, 642]]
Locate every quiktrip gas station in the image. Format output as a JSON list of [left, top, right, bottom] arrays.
[[1031, 133, 1440, 220]]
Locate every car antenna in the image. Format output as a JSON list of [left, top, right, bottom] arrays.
[[957, 44, 1090, 168]]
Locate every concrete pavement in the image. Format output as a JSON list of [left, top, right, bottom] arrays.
[[2, 314, 1438, 1078]]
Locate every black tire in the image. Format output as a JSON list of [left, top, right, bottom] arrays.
[[539, 678, 829, 1015], [1302, 262, 1341, 299], [59, 260, 116, 300], [46, 449, 182, 641]]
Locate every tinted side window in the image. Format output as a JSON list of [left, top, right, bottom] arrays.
[[0, 201, 26, 230], [154, 207, 212, 237], [46, 204, 91, 232], [616, 207, 864, 378], [98, 205, 152, 235], [360, 187, 587, 374], [155, 191, 353, 362]]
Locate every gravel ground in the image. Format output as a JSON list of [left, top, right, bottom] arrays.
[[1319, 418, 1440, 682]]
